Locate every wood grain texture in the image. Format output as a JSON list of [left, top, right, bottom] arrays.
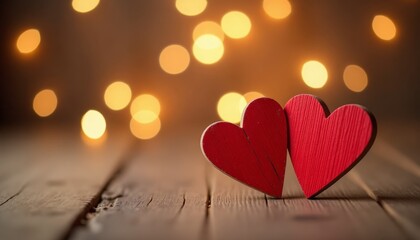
[[273, 157, 404, 240], [0, 126, 417, 240], [71, 134, 208, 240], [379, 120, 420, 165], [0, 128, 130, 240], [285, 94, 376, 198], [208, 166, 269, 240], [202, 98, 287, 197], [351, 140, 420, 239], [208, 155, 405, 240]]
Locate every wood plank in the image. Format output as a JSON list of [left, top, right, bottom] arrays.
[[209, 153, 405, 239], [372, 138, 420, 178], [0, 128, 130, 240], [379, 120, 420, 165], [269, 158, 404, 240], [70, 134, 208, 240], [208, 164, 268, 240], [350, 139, 420, 239], [381, 201, 420, 240], [0, 131, 51, 203]]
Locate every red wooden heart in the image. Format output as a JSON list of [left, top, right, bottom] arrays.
[[285, 94, 376, 198], [201, 98, 287, 197]]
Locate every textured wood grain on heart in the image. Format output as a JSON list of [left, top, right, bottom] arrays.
[[201, 98, 287, 197], [285, 94, 377, 198]]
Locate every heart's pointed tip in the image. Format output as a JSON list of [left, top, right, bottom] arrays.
[[265, 193, 282, 199], [306, 195, 317, 200], [264, 189, 283, 198], [303, 189, 318, 199]]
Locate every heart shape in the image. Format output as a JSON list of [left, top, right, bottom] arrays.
[[285, 94, 376, 198], [201, 98, 287, 197]]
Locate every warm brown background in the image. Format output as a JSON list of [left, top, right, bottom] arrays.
[[1, 0, 419, 130]]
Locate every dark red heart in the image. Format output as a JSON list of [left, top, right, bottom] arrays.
[[285, 94, 376, 198], [201, 98, 287, 197]]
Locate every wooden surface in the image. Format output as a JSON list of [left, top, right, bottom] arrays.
[[0, 121, 419, 240], [0, 128, 131, 240]]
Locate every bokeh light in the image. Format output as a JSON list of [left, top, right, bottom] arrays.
[[81, 130, 107, 146], [159, 44, 190, 74], [132, 110, 158, 124], [221, 11, 252, 39], [301, 60, 328, 88], [16, 29, 41, 54], [130, 94, 160, 123], [104, 81, 132, 111], [81, 110, 106, 140], [33, 89, 58, 117], [130, 117, 161, 140], [263, 0, 292, 19], [243, 91, 264, 103], [72, 0, 100, 13], [175, 0, 207, 16], [217, 92, 247, 124], [343, 65, 368, 92], [372, 15, 396, 41], [192, 34, 224, 64], [193, 21, 225, 41]]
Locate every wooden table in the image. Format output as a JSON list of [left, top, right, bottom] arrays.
[[0, 121, 419, 240]]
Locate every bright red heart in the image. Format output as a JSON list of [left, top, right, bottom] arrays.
[[285, 94, 376, 198], [201, 98, 287, 197]]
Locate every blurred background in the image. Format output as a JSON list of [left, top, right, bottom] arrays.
[[0, 0, 419, 141]]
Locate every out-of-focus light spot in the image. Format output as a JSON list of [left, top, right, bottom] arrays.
[[301, 60, 328, 89], [217, 92, 247, 124], [343, 65, 368, 92], [193, 21, 225, 41], [81, 110, 106, 140], [175, 0, 207, 16], [72, 0, 100, 13], [130, 117, 161, 140], [130, 94, 160, 123], [16, 29, 41, 54], [243, 91, 265, 103], [372, 15, 396, 41], [104, 81, 132, 111], [263, 0, 292, 19], [33, 89, 57, 117], [81, 130, 107, 146], [193, 34, 224, 64], [159, 44, 190, 74], [132, 110, 158, 124], [221, 11, 252, 39]]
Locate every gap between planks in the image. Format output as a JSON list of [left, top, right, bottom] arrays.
[[62, 141, 137, 240], [0, 129, 133, 240], [67, 135, 418, 240], [69, 134, 210, 240], [349, 138, 420, 240]]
